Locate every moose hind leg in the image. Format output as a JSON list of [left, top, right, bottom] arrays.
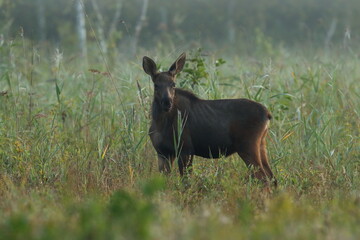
[[178, 154, 193, 176], [260, 133, 277, 186], [187, 155, 194, 174], [237, 143, 269, 184]]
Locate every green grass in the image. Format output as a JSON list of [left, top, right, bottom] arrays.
[[0, 40, 359, 240]]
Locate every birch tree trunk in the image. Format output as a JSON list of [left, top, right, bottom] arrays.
[[76, 0, 87, 60], [90, 0, 107, 55], [324, 18, 337, 51], [108, 0, 123, 38], [90, 0, 123, 56], [131, 0, 149, 56], [227, 0, 236, 44], [36, 0, 46, 42]]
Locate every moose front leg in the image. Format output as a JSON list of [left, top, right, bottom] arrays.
[[157, 154, 174, 174]]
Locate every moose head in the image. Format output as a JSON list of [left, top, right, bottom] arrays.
[[143, 53, 186, 112]]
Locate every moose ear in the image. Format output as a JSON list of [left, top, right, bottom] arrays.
[[143, 56, 158, 77], [169, 52, 186, 76]]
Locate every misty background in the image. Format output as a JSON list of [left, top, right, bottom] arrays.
[[0, 0, 359, 59]]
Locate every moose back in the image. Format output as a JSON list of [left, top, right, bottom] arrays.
[[143, 53, 276, 186]]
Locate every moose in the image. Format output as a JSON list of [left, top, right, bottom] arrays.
[[143, 53, 277, 186]]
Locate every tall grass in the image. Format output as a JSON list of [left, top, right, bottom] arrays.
[[0, 38, 359, 239]]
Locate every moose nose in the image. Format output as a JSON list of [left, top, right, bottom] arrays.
[[161, 98, 172, 111]]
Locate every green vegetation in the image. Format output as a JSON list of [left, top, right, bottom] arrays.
[[0, 33, 359, 239]]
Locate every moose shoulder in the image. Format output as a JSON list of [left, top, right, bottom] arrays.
[[143, 53, 276, 186]]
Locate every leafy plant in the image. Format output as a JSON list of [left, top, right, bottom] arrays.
[[179, 48, 226, 89]]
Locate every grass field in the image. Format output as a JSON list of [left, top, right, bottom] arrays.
[[0, 40, 359, 239]]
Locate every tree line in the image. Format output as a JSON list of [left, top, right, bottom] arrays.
[[0, 0, 359, 56]]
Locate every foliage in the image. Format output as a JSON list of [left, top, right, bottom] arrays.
[[179, 48, 226, 93], [180, 48, 209, 88], [0, 36, 359, 239]]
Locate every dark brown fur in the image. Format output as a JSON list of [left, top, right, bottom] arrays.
[[143, 53, 276, 186]]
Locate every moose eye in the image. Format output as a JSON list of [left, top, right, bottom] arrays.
[[171, 83, 175, 88], [154, 84, 159, 89]]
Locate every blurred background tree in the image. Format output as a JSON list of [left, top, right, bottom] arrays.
[[0, 0, 359, 58]]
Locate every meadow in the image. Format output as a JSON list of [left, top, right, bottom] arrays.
[[0, 39, 359, 239]]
